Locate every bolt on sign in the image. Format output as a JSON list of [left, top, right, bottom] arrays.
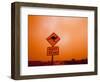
[[47, 46, 59, 56], [46, 33, 60, 46]]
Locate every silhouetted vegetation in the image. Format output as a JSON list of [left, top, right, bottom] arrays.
[[28, 59, 88, 66]]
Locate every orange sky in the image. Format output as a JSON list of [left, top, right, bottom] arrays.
[[28, 15, 88, 61]]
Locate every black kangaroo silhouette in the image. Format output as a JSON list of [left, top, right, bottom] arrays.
[[51, 36, 57, 41]]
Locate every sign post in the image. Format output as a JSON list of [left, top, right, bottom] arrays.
[[51, 54, 53, 65], [46, 33, 60, 65]]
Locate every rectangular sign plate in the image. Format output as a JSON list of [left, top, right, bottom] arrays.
[[47, 46, 59, 56]]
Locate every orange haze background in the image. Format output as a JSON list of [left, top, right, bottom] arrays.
[[28, 15, 88, 62]]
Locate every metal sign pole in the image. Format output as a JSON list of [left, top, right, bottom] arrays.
[[51, 54, 54, 65]]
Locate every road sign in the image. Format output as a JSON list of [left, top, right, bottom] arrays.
[[47, 46, 59, 56], [46, 33, 60, 46]]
